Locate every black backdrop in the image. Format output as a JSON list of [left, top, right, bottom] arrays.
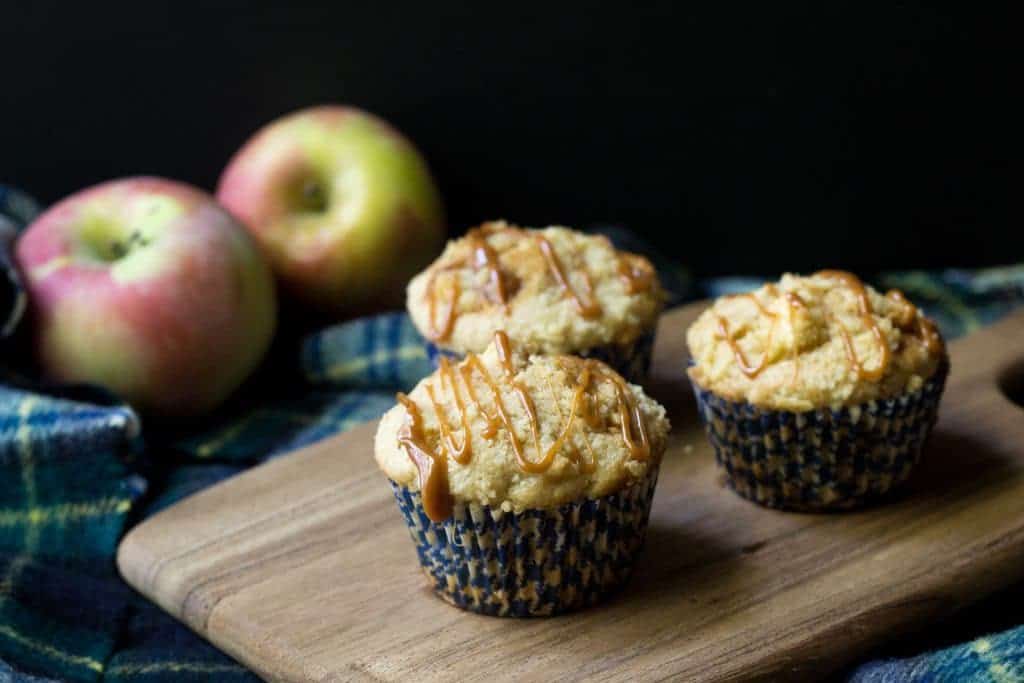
[[1, 2, 1019, 276]]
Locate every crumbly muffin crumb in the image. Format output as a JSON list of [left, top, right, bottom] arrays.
[[375, 333, 670, 514], [406, 221, 666, 354], [686, 272, 946, 411]]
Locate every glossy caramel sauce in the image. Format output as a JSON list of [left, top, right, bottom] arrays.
[[816, 270, 890, 381], [885, 289, 944, 355], [424, 224, 645, 341], [396, 331, 651, 521], [617, 253, 656, 294], [425, 273, 459, 341], [466, 229, 509, 306], [396, 393, 453, 521], [715, 285, 807, 380], [535, 235, 602, 318], [427, 358, 472, 464], [715, 271, 943, 383]]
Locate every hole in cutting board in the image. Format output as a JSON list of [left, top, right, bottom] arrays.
[[998, 359, 1024, 409]]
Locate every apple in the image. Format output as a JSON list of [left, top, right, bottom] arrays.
[[216, 105, 445, 316], [15, 177, 277, 417]]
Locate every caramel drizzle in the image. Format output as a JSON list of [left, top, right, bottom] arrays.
[[536, 235, 602, 318], [467, 230, 508, 306], [714, 270, 942, 384], [425, 273, 459, 341], [815, 270, 890, 381], [396, 331, 650, 521], [617, 253, 655, 294], [396, 393, 452, 521], [423, 225, 615, 341], [885, 289, 944, 355], [545, 370, 599, 474], [914, 316, 944, 355], [426, 359, 472, 464], [715, 287, 807, 380]]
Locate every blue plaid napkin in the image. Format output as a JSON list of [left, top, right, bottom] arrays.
[[2, 185, 1024, 682]]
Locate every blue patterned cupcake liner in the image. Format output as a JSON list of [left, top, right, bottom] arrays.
[[691, 362, 948, 511], [425, 328, 656, 385], [389, 463, 660, 617]]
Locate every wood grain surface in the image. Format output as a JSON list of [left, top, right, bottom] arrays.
[[117, 304, 1024, 682]]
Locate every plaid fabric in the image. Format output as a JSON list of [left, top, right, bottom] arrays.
[[850, 632, 1024, 682], [1, 185, 1023, 682]]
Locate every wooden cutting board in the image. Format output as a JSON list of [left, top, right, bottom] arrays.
[[117, 303, 1024, 682]]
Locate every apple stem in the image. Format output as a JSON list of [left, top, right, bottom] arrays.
[[302, 180, 328, 212], [109, 230, 151, 259]]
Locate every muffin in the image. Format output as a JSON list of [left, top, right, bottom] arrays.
[[687, 271, 948, 511], [375, 330, 670, 616], [406, 221, 666, 383]]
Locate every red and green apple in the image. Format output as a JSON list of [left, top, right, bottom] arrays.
[[15, 177, 277, 417], [216, 105, 445, 316]]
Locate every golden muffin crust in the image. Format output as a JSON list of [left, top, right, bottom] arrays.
[[406, 221, 666, 354], [375, 332, 670, 518], [686, 272, 946, 411]]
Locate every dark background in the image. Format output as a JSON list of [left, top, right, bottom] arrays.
[[1, 2, 1019, 276]]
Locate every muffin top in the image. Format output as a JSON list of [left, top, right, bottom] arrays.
[[406, 221, 665, 354], [687, 271, 946, 411], [375, 331, 670, 520]]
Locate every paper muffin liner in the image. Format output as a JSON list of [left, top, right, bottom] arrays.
[[389, 463, 660, 617], [691, 362, 948, 511], [425, 328, 656, 384]]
